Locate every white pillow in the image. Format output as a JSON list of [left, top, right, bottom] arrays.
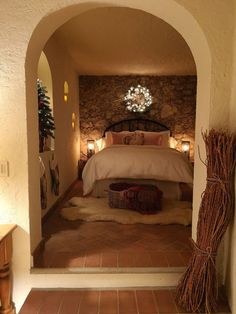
[[96, 138, 107, 151]]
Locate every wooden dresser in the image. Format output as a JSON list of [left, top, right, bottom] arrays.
[[0, 224, 17, 314]]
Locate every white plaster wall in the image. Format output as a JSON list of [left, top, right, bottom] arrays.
[[38, 43, 80, 216], [39, 151, 57, 216], [38, 51, 53, 111], [40, 35, 80, 217], [177, 0, 234, 128], [0, 0, 235, 312]]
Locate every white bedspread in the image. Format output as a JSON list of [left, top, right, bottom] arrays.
[[82, 145, 193, 195]]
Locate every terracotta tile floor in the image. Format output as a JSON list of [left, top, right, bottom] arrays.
[[35, 181, 192, 268], [19, 288, 231, 314]]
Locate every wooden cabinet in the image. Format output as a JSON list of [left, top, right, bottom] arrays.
[[0, 224, 17, 314]]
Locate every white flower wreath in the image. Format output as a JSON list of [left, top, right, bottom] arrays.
[[124, 85, 152, 113]]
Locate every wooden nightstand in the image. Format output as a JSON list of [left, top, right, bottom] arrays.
[[78, 159, 87, 179]]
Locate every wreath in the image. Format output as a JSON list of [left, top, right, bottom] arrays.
[[124, 85, 152, 113]]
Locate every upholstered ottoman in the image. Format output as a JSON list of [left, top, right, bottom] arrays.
[[108, 183, 163, 214]]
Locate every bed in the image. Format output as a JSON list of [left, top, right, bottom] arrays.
[[82, 118, 193, 200]]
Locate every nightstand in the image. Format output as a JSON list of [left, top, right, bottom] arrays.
[[78, 159, 87, 179]]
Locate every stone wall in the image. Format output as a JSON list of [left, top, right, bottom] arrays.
[[79, 75, 196, 158]]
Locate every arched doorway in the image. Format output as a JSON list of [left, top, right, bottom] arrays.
[[0, 1, 213, 311], [25, 0, 211, 255]]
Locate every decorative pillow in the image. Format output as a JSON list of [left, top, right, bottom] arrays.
[[136, 130, 170, 147], [122, 134, 135, 145], [105, 131, 135, 146], [130, 132, 144, 145], [123, 132, 144, 145]]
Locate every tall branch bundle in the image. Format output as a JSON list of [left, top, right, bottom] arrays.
[[176, 129, 236, 313]]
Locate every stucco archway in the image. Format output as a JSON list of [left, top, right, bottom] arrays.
[[25, 0, 211, 253]]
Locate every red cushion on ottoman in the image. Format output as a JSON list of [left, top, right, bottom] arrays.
[[109, 183, 163, 214]]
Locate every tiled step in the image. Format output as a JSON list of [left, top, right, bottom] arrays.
[[19, 288, 231, 314], [29, 270, 184, 289], [31, 266, 187, 274]]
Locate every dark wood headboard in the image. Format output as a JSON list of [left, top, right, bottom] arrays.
[[102, 118, 170, 137]]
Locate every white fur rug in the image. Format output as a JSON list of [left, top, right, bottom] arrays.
[[60, 197, 192, 226]]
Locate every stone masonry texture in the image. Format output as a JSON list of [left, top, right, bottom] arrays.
[[79, 76, 196, 159]]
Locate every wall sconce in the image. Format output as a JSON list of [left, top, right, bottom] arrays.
[[87, 140, 95, 158], [64, 81, 69, 103], [72, 112, 76, 131], [181, 140, 190, 159]]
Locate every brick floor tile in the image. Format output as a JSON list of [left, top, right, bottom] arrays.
[[150, 252, 168, 267], [153, 290, 178, 313], [19, 290, 47, 314], [19, 289, 231, 314], [58, 290, 82, 314], [38, 290, 64, 314], [35, 180, 194, 269], [136, 290, 158, 313], [101, 252, 118, 267], [165, 252, 186, 267], [78, 291, 99, 314], [118, 252, 135, 267], [133, 252, 153, 267], [118, 290, 137, 313], [99, 291, 118, 314], [84, 253, 101, 267]]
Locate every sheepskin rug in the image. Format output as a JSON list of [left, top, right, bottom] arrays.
[[60, 197, 192, 226]]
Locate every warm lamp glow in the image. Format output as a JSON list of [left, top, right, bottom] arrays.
[[181, 140, 190, 158], [64, 81, 69, 94], [64, 81, 69, 103], [71, 112, 76, 130], [87, 139, 95, 158], [169, 137, 178, 149], [87, 142, 94, 150]]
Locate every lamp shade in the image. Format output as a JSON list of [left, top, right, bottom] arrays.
[[181, 140, 190, 159], [181, 140, 190, 152], [87, 139, 95, 158]]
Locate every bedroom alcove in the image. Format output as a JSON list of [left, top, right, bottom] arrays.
[[30, 9, 201, 271], [31, 7, 197, 272], [23, 0, 212, 299]]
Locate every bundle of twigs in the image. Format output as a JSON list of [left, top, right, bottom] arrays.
[[176, 129, 236, 313]]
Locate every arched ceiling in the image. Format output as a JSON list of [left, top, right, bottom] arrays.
[[52, 7, 196, 75]]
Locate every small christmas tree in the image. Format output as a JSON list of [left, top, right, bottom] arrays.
[[37, 79, 55, 152]]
